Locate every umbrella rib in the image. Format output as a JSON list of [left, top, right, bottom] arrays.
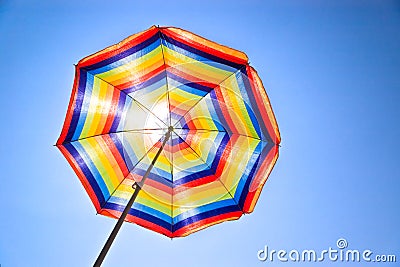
[[131, 98, 169, 128], [172, 65, 247, 128], [99, 133, 166, 212], [174, 133, 244, 214], [177, 128, 226, 133], [57, 129, 166, 145], [82, 68, 169, 128], [169, 132, 174, 235], [234, 133, 264, 141], [158, 28, 172, 127], [175, 128, 266, 142]]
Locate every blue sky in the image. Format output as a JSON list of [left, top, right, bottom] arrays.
[[0, 0, 399, 266]]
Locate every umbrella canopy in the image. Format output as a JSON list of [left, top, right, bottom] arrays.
[[57, 26, 280, 238]]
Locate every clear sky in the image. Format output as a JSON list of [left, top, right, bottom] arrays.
[[0, 0, 399, 266]]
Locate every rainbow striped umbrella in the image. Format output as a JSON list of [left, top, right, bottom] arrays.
[[57, 26, 280, 265]]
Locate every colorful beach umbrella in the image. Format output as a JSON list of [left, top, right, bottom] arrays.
[[56, 25, 280, 265]]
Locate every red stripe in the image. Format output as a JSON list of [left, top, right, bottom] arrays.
[[144, 179, 173, 195], [173, 175, 217, 194], [100, 134, 129, 177], [185, 118, 196, 129], [161, 28, 248, 65], [57, 145, 101, 211], [213, 85, 239, 134]]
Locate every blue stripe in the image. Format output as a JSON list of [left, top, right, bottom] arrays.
[[65, 70, 87, 142], [116, 94, 132, 132], [71, 141, 111, 200], [132, 166, 173, 187], [104, 202, 172, 231], [232, 70, 262, 138], [72, 72, 95, 141], [237, 155, 260, 209], [209, 90, 231, 132], [110, 91, 127, 132], [167, 71, 213, 94], [244, 100, 262, 138], [133, 202, 171, 223]]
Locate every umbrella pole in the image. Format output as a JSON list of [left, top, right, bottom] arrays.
[[94, 128, 173, 267]]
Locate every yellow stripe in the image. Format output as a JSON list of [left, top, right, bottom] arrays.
[[221, 81, 258, 137], [95, 82, 114, 134], [83, 137, 121, 191], [137, 189, 171, 215], [113, 183, 172, 216], [87, 77, 108, 137], [169, 88, 202, 109], [173, 183, 231, 216]]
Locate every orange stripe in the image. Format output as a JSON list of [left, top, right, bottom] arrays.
[[100, 134, 129, 177]]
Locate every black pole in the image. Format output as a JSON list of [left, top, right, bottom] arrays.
[[93, 127, 173, 267]]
